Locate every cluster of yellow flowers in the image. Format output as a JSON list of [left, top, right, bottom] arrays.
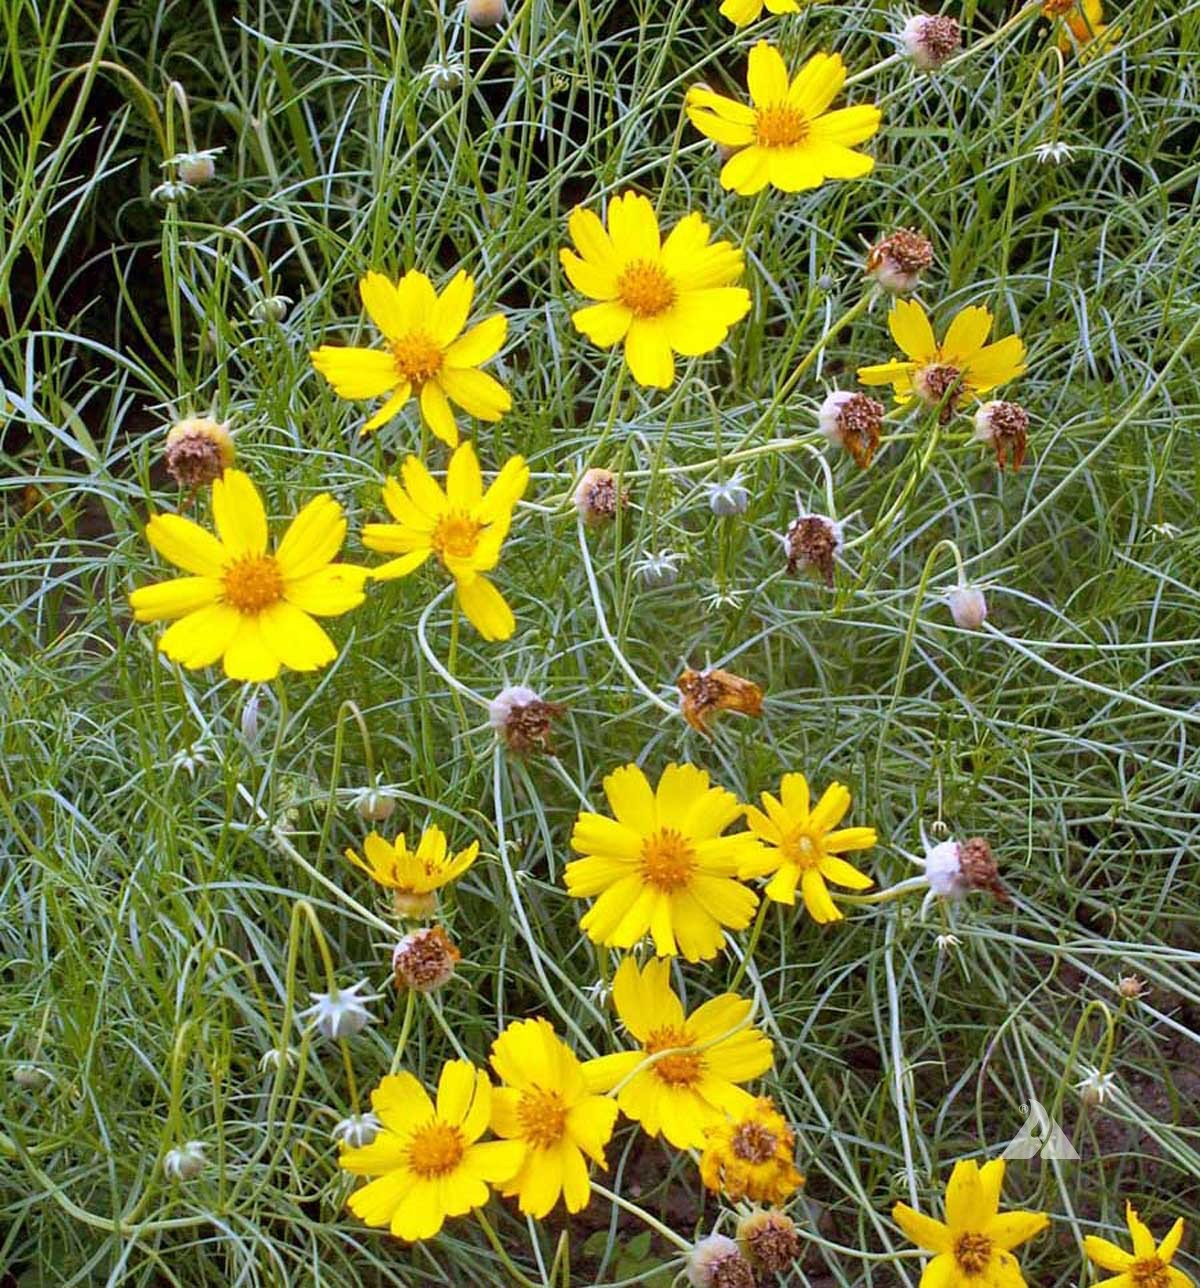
[[123, 0, 1182, 1284]]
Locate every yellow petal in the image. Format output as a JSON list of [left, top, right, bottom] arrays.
[[359, 271, 407, 342], [479, 455, 529, 523], [809, 104, 882, 147], [439, 367, 511, 421], [394, 270, 438, 327], [368, 549, 432, 580], [361, 383, 411, 433], [941, 305, 995, 364], [687, 107, 756, 149], [144, 512, 228, 577], [157, 603, 242, 669], [211, 469, 268, 558], [685, 88, 757, 127], [661, 288, 751, 355], [257, 601, 337, 671], [624, 318, 675, 388], [857, 359, 917, 387], [766, 147, 826, 192], [129, 575, 220, 622], [446, 441, 483, 507], [892, 1202, 953, 1253], [419, 380, 459, 447], [606, 191, 660, 262], [1126, 1204, 1158, 1259], [1083, 1236, 1136, 1273], [310, 346, 399, 399], [719, 0, 763, 26], [986, 1210, 1050, 1252], [571, 300, 633, 346], [888, 299, 938, 363], [285, 564, 369, 616], [222, 616, 281, 683], [720, 145, 772, 195], [818, 854, 873, 890], [603, 764, 656, 831], [566, 205, 622, 273], [788, 51, 846, 118], [443, 314, 507, 368], [455, 574, 515, 640], [561, 248, 619, 301], [747, 41, 789, 107], [965, 335, 1027, 392], [275, 493, 346, 580], [400, 456, 448, 518], [432, 269, 474, 345], [809, 781, 851, 832], [801, 868, 841, 923]]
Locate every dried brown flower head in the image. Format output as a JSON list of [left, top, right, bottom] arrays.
[[737, 1209, 802, 1275], [818, 390, 886, 467], [488, 685, 564, 755], [164, 417, 234, 489], [678, 667, 764, 736], [914, 363, 964, 422], [902, 15, 963, 71], [574, 467, 627, 526], [866, 227, 935, 293], [392, 926, 460, 992], [974, 400, 1030, 471], [785, 514, 843, 586], [958, 836, 1008, 902]]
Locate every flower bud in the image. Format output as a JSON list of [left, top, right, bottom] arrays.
[[13, 1064, 49, 1090], [332, 1112, 382, 1148], [164, 417, 234, 489], [393, 926, 461, 993], [250, 295, 291, 324], [257, 1046, 298, 1074], [240, 690, 261, 747], [163, 1140, 208, 1182], [865, 227, 934, 294], [784, 513, 843, 587], [1118, 975, 1146, 999], [467, 0, 505, 25], [178, 154, 215, 185], [818, 390, 886, 468], [427, 62, 464, 92], [737, 1209, 802, 1276], [973, 400, 1030, 471], [687, 1234, 756, 1288], [707, 472, 750, 517], [901, 14, 963, 71], [946, 584, 988, 630], [633, 549, 684, 589], [299, 980, 378, 1040], [488, 684, 564, 756], [574, 467, 627, 526], [351, 784, 397, 823]]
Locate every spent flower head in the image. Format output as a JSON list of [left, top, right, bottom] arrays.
[[488, 684, 564, 755], [866, 227, 934, 294], [901, 14, 962, 71], [393, 926, 461, 993]]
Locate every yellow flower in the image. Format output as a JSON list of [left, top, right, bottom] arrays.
[[583, 957, 773, 1149], [739, 775, 875, 923], [310, 270, 510, 446], [699, 1096, 804, 1205], [128, 470, 368, 683], [488, 1018, 620, 1217], [565, 762, 762, 962], [857, 299, 1026, 421], [1044, 0, 1118, 56], [687, 45, 881, 196], [362, 441, 528, 641], [719, 0, 801, 26], [892, 1157, 1049, 1287], [559, 191, 751, 389], [1084, 1202, 1192, 1288], [345, 826, 479, 917], [340, 1062, 524, 1242]]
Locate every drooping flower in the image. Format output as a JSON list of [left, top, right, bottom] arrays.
[[784, 511, 843, 586], [345, 826, 480, 918], [718, 0, 801, 28], [911, 830, 1007, 912], [699, 1097, 804, 1204], [686, 45, 881, 196], [946, 583, 988, 630], [564, 762, 762, 961], [362, 441, 528, 641], [559, 192, 751, 388], [974, 400, 1030, 471], [489, 1018, 619, 1217], [340, 1062, 524, 1241], [583, 957, 772, 1149], [857, 299, 1026, 421], [574, 467, 627, 525], [892, 1157, 1049, 1287], [489, 685, 564, 755], [310, 270, 510, 446], [677, 667, 764, 736], [1084, 1202, 1192, 1288], [739, 774, 876, 923], [128, 470, 369, 683]]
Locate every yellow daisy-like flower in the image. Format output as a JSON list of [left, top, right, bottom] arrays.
[[720, 0, 801, 26], [559, 191, 751, 389], [128, 470, 368, 683], [340, 1061, 524, 1242], [583, 956, 773, 1150], [687, 45, 881, 197], [488, 1018, 620, 1218], [1044, 0, 1118, 56], [310, 269, 510, 446], [892, 1158, 1049, 1288], [564, 762, 763, 962], [857, 299, 1026, 421], [739, 774, 876, 924], [699, 1096, 804, 1205], [362, 440, 529, 641], [1084, 1202, 1192, 1288], [345, 825, 479, 918]]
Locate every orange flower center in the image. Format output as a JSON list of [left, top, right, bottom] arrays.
[[640, 828, 696, 892], [222, 554, 284, 614], [392, 332, 443, 387], [617, 260, 677, 318], [516, 1087, 568, 1149], [1131, 1259, 1171, 1288], [645, 1025, 703, 1086], [952, 1232, 993, 1276], [781, 830, 822, 871], [406, 1120, 465, 1178], [730, 1120, 779, 1163], [430, 511, 482, 560], [755, 103, 809, 149]]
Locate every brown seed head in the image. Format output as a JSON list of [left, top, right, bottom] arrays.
[[786, 515, 841, 586], [489, 685, 564, 756], [574, 468, 627, 526], [393, 926, 460, 992], [164, 417, 234, 489], [737, 1209, 802, 1275], [958, 836, 1008, 902], [976, 400, 1030, 471], [866, 227, 935, 292]]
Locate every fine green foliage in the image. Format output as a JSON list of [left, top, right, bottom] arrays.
[[3, 0, 1199, 1284]]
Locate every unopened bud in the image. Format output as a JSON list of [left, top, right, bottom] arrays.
[[427, 62, 464, 92], [467, 0, 505, 25], [634, 549, 684, 589], [163, 1140, 208, 1182], [946, 584, 988, 630], [866, 227, 934, 294], [393, 926, 461, 992], [707, 472, 750, 517], [13, 1064, 49, 1090], [250, 295, 291, 324], [901, 14, 962, 71], [164, 417, 234, 489], [1118, 975, 1146, 1000], [351, 784, 397, 823], [332, 1112, 382, 1148]]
